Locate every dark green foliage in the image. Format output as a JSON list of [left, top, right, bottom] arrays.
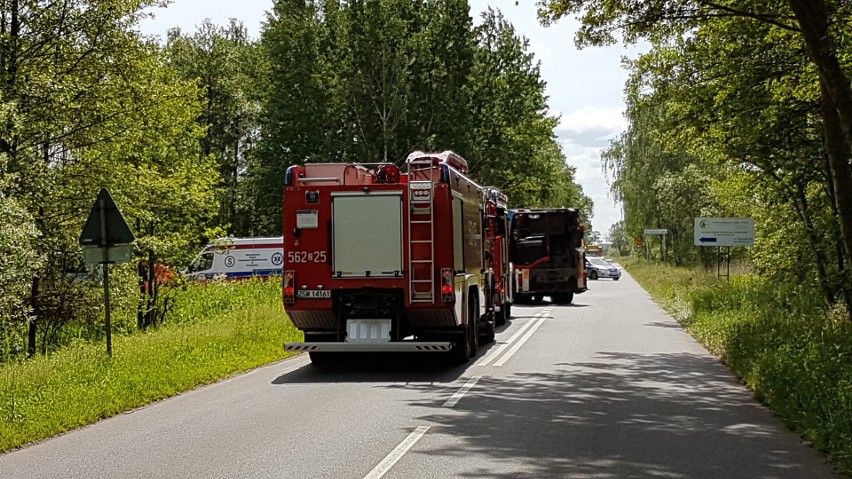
[[165, 19, 261, 236], [0, 0, 219, 360], [558, 0, 852, 310], [250, 0, 592, 234]]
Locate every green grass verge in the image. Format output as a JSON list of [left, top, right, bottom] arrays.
[[0, 279, 302, 452], [622, 257, 852, 475]]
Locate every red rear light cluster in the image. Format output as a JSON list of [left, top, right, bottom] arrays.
[[283, 270, 295, 305], [440, 268, 454, 303]]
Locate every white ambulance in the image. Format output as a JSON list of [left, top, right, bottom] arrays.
[[185, 237, 284, 280]]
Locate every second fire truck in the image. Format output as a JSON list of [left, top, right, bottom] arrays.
[[282, 151, 503, 364], [483, 187, 512, 324]]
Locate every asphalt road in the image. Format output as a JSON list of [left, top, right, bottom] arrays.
[[0, 270, 841, 478]]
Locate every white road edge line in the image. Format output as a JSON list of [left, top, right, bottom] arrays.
[[363, 426, 430, 479], [493, 317, 547, 367], [476, 312, 545, 367], [443, 375, 482, 408]]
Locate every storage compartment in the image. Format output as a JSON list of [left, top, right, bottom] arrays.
[[332, 192, 403, 277]]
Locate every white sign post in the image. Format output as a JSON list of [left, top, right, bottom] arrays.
[[694, 217, 754, 246], [643, 228, 668, 261]]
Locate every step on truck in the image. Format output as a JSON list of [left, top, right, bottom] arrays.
[[509, 208, 587, 305], [282, 151, 501, 364]]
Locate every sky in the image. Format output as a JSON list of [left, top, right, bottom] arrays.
[[139, 0, 643, 240]]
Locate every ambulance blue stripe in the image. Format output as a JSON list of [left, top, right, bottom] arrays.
[[223, 269, 283, 278]]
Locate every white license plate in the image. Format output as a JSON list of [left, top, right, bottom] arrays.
[[296, 290, 331, 299]]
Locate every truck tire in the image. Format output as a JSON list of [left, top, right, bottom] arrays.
[[492, 287, 506, 327], [309, 352, 333, 366], [470, 295, 480, 356], [495, 301, 507, 326], [504, 301, 512, 320], [452, 324, 471, 364], [481, 320, 495, 343]]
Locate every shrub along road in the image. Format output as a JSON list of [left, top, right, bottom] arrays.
[[0, 272, 841, 478]]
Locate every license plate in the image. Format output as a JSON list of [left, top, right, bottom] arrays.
[[296, 289, 331, 299]]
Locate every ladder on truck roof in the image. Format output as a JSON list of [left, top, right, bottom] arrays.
[[407, 158, 437, 303]]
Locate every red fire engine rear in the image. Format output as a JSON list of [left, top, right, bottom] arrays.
[[509, 207, 588, 304], [282, 151, 491, 364]]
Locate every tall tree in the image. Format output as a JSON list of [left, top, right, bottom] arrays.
[[539, 0, 852, 314], [466, 7, 566, 207], [252, 0, 591, 234], [251, 0, 332, 235], [0, 0, 218, 355], [165, 19, 260, 235]]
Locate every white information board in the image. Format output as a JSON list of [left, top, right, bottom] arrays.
[[694, 217, 754, 247]]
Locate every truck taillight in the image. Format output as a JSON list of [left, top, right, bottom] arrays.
[[283, 270, 295, 304], [441, 268, 454, 302]]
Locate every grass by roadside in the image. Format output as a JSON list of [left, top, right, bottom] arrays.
[[620, 256, 852, 475], [0, 279, 302, 453]]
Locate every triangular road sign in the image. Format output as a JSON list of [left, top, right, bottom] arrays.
[[79, 188, 135, 247]]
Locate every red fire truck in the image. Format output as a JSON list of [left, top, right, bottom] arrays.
[[483, 187, 512, 325], [509, 208, 587, 304], [282, 151, 496, 364]]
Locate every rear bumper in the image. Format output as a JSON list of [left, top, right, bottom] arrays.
[[284, 341, 452, 352]]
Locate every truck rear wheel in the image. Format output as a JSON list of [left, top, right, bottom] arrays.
[[504, 301, 512, 320], [452, 295, 479, 364], [470, 296, 480, 356], [309, 352, 334, 366], [481, 320, 495, 343], [495, 302, 507, 326], [553, 291, 574, 305], [492, 291, 506, 327], [452, 324, 471, 364]]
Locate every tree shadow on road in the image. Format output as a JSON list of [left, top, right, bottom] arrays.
[[384, 351, 837, 478]]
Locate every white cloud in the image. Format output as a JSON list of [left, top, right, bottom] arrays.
[[559, 134, 622, 233], [557, 107, 627, 137]]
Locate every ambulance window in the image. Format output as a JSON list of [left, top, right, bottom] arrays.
[[191, 253, 214, 272]]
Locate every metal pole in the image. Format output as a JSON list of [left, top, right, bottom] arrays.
[[717, 246, 721, 278], [726, 246, 731, 282], [99, 199, 112, 357]]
